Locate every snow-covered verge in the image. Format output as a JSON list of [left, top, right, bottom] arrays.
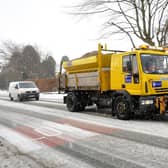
[[0, 90, 8, 96], [40, 92, 66, 103], [0, 137, 43, 168], [0, 90, 66, 103]]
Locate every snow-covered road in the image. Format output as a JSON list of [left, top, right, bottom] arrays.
[[0, 91, 168, 167]]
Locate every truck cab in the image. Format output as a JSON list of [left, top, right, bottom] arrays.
[[110, 45, 168, 118], [112, 46, 168, 95]]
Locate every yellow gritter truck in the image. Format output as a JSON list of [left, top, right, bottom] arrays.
[[62, 43, 168, 119]]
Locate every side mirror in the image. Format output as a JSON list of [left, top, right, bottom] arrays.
[[133, 73, 139, 83], [15, 85, 18, 89]]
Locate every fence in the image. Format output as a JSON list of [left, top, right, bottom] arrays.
[[33, 78, 58, 92]]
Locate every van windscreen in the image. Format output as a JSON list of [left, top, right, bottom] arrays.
[[19, 82, 36, 88]]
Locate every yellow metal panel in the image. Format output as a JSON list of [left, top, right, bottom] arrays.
[[101, 70, 110, 91], [110, 54, 122, 90], [63, 56, 98, 73]]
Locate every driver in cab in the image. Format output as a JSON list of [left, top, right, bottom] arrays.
[[144, 63, 156, 73]]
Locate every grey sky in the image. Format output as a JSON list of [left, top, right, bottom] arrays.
[[0, 0, 136, 62]]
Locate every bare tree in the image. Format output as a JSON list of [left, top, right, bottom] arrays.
[[158, 18, 168, 46], [0, 41, 22, 60], [41, 56, 56, 78], [0, 42, 56, 89], [22, 45, 41, 78], [72, 0, 168, 47]]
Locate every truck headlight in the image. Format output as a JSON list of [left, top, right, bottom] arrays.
[[152, 81, 162, 87], [141, 100, 154, 105]]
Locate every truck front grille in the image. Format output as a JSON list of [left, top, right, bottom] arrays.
[[154, 88, 168, 93]]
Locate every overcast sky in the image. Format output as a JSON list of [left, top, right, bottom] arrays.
[[0, 0, 139, 63]]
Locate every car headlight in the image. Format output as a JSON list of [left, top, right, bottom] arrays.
[[19, 90, 26, 94], [36, 89, 40, 93], [141, 100, 154, 105]]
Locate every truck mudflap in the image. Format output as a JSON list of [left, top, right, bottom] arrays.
[[155, 96, 168, 114]]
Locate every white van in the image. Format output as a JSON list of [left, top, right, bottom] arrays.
[[8, 81, 40, 101]]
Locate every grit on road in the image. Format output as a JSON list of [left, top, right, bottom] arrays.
[[0, 93, 168, 168]]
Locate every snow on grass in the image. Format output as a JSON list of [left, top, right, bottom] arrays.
[[40, 92, 66, 99], [0, 90, 8, 96], [0, 90, 66, 103], [40, 92, 66, 103]]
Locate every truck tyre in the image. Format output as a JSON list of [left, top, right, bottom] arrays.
[[114, 96, 130, 120], [79, 105, 85, 111], [66, 93, 78, 112], [96, 104, 103, 109]]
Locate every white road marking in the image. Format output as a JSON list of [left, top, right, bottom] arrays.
[[34, 137, 45, 140], [0, 125, 42, 153], [33, 122, 98, 139], [35, 127, 62, 137]]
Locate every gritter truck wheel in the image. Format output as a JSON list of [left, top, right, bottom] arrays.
[[66, 93, 79, 112], [115, 96, 130, 120]]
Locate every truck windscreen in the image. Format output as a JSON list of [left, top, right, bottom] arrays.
[[141, 54, 168, 74]]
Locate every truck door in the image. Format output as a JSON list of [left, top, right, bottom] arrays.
[[122, 54, 141, 95]]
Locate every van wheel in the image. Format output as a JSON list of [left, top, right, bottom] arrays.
[[9, 94, 13, 101], [115, 96, 130, 120], [18, 95, 23, 102], [35, 96, 39, 101]]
